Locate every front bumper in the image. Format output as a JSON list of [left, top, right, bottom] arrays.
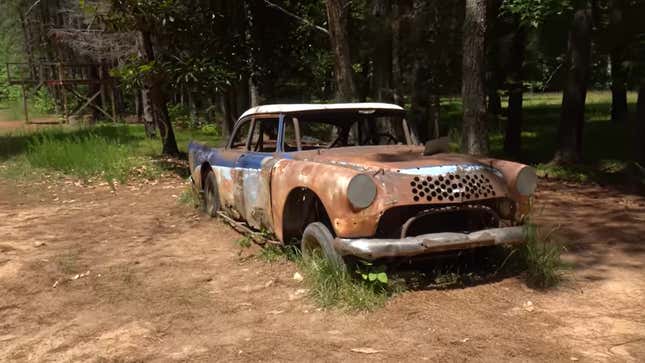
[[332, 226, 524, 260]]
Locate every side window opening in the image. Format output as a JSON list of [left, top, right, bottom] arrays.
[[249, 117, 280, 152], [229, 119, 252, 150]]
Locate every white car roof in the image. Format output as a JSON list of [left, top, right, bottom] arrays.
[[239, 102, 404, 119]]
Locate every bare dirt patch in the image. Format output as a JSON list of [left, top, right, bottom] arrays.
[[0, 177, 643, 361]]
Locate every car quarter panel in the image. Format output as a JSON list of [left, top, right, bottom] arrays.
[[270, 159, 389, 241]]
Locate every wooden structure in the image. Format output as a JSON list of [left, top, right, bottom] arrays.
[[6, 62, 118, 124]]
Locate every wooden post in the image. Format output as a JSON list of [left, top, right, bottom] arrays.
[[110, 84, 117, 123], [58, 63, 68, 123], [21, 84, 30, 124]]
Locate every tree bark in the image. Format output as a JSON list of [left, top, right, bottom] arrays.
[[637, 81, 645, 164], [503, 25, 526, 157], [461, 0, 489, 155], [609, 0, 628, 123], [553, 7, 593, 164], [139, 30, 178, 155], [325, 0, 356, 101], [371, 0, 393, 102]]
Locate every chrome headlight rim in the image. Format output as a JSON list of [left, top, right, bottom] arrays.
[[347, 174, 377, 210]]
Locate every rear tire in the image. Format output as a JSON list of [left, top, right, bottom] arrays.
[[301, 222, 346, 270], [203, 172, 220, 217]]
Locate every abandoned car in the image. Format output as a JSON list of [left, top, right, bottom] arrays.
[[188, 103, 536, 266]]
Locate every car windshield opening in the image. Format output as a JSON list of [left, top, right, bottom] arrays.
[[284, 114, 408, 151]]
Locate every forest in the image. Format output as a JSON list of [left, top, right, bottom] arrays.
[[2, 2, 645, 360], [0, 0, 643, 175]]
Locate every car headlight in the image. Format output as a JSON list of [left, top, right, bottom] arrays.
[[516, 166, 537, 196], [347, 174, 377, 210]]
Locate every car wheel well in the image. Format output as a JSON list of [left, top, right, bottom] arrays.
[[282, 187, 333, 245], [200, 162, 213, 190]]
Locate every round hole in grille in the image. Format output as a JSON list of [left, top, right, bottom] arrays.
[[449, 174, 454, 180], [413, 196, 419, 201], [440, 183, 446, 189], [449, 196, 454, 201], [438, 175, 444, 181], [437, 196, 443, 201], [426, 196, 432, 202], [454, 192, 460, 197], [412, 188, 417, 194], [426, 176, 432, 182], [410, 181, 416, 187], [431, 191, 437, 197], [422, 180, 428, 186], [424, 187, 430, 193], [414, 176, 420, 182], [419, 192, 425, 197]]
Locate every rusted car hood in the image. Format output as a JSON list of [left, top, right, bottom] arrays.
[[289, 145, 486, 172]]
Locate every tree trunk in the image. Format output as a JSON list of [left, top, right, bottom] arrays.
[[139, 30, 179, 155], [325, 0, 356, 101], [429, 94, 441, 139], [503, 25, 526, 157], [553, 7, 592, 164], [637, 81, 645, 164], [371, 0, 393, 102], [141, 87, 157, 138], [391, 0, 403, 105], [609, 0, 627, 123], [461, 0, 489, 155]]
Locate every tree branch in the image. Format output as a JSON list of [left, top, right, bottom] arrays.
[[262, 0, 329, 35]]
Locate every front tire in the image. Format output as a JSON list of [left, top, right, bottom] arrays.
[[203, 172, 220, 217], [301, 222, 346, 270]]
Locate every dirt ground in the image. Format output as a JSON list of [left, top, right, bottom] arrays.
[[1, 174, 644, 362]]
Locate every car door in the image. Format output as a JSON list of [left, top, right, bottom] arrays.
[[235, 115, 281, 230]]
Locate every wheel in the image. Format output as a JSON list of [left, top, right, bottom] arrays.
[[301, 222, 346, 270], [203, 172, 220, 217]]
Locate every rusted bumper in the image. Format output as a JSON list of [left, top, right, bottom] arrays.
[[332, 226, 524, 260]]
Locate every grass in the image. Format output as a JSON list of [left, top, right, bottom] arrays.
[[0, 122, 220, 183], [254, 244, 395, 311], [296, 252, 391, 311], [519, 223, 570, 288]]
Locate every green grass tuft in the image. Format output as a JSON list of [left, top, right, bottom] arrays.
[[296, 252, 391, 311], [520, 223, 570, 288]]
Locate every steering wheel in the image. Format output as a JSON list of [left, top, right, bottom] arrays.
[[363, 132, 397, 145]]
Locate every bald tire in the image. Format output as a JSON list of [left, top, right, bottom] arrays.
[[203, 172, 220, 218], [301, 222, 346, 271]]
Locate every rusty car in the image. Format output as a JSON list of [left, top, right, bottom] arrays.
[[188, 103, 537, 267]]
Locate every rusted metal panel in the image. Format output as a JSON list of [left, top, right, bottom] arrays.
[[189, 104, 537, 259]]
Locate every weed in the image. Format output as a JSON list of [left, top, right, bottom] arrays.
[[177, 186, 199, 206], [296, 252, 391, 311], [520, 223, 569, 288], [258, 244, 287, 263], [235, 236, 253, 250]]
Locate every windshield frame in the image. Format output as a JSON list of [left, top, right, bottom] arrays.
[[279, 109, 415, 152]]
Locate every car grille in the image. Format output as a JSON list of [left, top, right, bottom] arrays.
[[409, 172, 496, 203]]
